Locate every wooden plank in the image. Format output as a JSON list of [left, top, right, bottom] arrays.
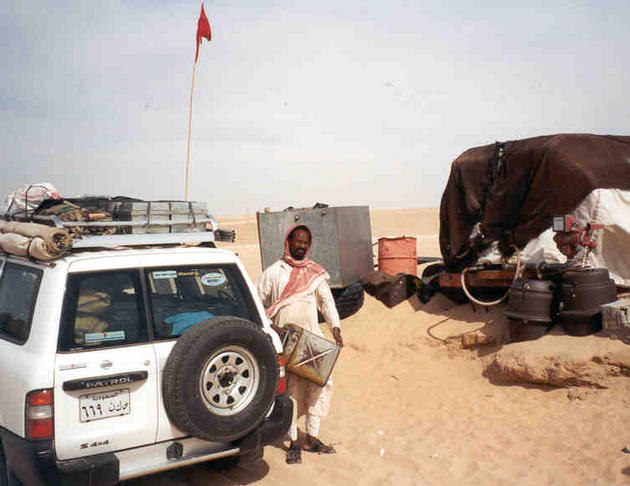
[[439, 269, 537, 288]]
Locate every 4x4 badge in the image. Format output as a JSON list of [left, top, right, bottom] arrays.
[[80, 439, 110, 449]]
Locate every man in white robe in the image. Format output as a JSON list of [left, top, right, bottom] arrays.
[[257, 225, 343, 464]]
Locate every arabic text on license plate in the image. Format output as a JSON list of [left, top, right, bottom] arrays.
[[80, 389, 130, 422]]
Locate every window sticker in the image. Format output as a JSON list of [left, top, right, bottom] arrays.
[[152, 270, 177, 280], [201, 272, 226, 287], [85, 331, 126, 343]]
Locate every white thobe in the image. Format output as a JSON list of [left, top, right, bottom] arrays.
[[257, 259, 340, 418]]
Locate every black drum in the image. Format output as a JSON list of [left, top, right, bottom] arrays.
[[505, 278, 554, 323], [559, 268, 617, 336]]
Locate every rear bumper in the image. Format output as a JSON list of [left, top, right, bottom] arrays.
[[237, 393, 293, 452], [1, 394, 293, 486]]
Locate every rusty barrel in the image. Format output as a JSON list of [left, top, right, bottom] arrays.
[[377, 236, 417, 276]]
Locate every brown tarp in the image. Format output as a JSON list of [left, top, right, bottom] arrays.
[[439, 134, 630, 271]]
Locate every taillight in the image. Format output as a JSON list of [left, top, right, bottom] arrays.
[[26, 389, 54, 440], [277, 355, 286, 394]]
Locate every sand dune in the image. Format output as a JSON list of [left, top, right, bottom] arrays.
[[125, 208, 630, 486]]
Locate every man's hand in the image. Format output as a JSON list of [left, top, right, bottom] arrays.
[[332, 327, 344, 348]]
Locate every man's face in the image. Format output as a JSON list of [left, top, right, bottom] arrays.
[[288, 228, 310, 260]]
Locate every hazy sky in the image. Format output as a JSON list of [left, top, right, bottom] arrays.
[[1, 1, 629, 215]]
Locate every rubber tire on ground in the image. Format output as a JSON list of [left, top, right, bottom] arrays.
[[417, 282, 436, 304], [318, 281, 365, 323], [162, 317, 279, 442], [421, 263, 447, 280], [0, 445, 23, 486], [333, 281, 365, 319], [416, 263, 447, 304]]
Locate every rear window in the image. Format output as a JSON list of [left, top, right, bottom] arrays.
[[58, 270, 147, 351], [0, 262, 42, 344], [145, 264, 261, 340]]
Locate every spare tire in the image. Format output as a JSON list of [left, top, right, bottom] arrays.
[[162, 316, 279, 442], [333, 281, 365, 319]]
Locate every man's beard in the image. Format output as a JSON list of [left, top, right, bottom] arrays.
[[290, 248, 306, 260]]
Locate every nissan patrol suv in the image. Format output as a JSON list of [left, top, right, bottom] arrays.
[[0, 226, 292, 485]]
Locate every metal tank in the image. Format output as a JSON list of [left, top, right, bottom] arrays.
[[256, 206, 373, 289]]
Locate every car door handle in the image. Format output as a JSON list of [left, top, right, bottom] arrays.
[[100, 360, 113, 369], [58, 362, 88, 371]]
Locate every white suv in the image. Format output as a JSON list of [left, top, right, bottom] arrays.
[[0, 244, 292, 485]]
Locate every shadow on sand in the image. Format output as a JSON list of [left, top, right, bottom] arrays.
[[406, 292, 509, 358], [122, 451, 275, 486]]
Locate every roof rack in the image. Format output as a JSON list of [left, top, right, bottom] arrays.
[[72, 231, 216, 249], [1, 199, 237, 255], [28, 214, 216, 230], [26, 214, 219, 249]]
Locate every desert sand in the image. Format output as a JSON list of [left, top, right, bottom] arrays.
[[126, 208, 630, 486]]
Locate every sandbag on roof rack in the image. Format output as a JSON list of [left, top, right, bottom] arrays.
[[0, 220, 72, 260], [1, 183, 62, 217]]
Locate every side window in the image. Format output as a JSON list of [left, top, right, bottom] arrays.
[[145, 265, 261, 340], [59, 270, 147, 351], [0, 262, 42, 344]]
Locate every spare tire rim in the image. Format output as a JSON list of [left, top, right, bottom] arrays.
[[200, 345, 260, 416]]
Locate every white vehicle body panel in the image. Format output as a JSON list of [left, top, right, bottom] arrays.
[[54, 345, 159, 460], [0, 257, 64, 436], [0, 245, 284, 467], [116, 436, 237, 481]]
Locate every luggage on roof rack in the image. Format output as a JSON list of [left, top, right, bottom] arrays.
[[0, 196, 239, 256], [8, 197, 216, 236], [65, 198, 215, 235]]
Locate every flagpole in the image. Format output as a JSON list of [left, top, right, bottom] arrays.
[[186, 2, 211, 201], [184, 61, 197, 201]]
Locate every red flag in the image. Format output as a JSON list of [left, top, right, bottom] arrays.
[[195, 3, 212, 63]]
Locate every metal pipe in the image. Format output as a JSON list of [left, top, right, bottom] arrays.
[[417, 256, 442, 264]]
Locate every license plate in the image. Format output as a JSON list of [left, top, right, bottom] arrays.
[[79, 389, 130, 422]]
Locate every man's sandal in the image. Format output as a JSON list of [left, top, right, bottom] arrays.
[[303, 438, 336, 454], [286, 444, 302, 464]]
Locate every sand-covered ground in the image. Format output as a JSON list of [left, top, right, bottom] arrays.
[[126, 208, 630, 486]]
